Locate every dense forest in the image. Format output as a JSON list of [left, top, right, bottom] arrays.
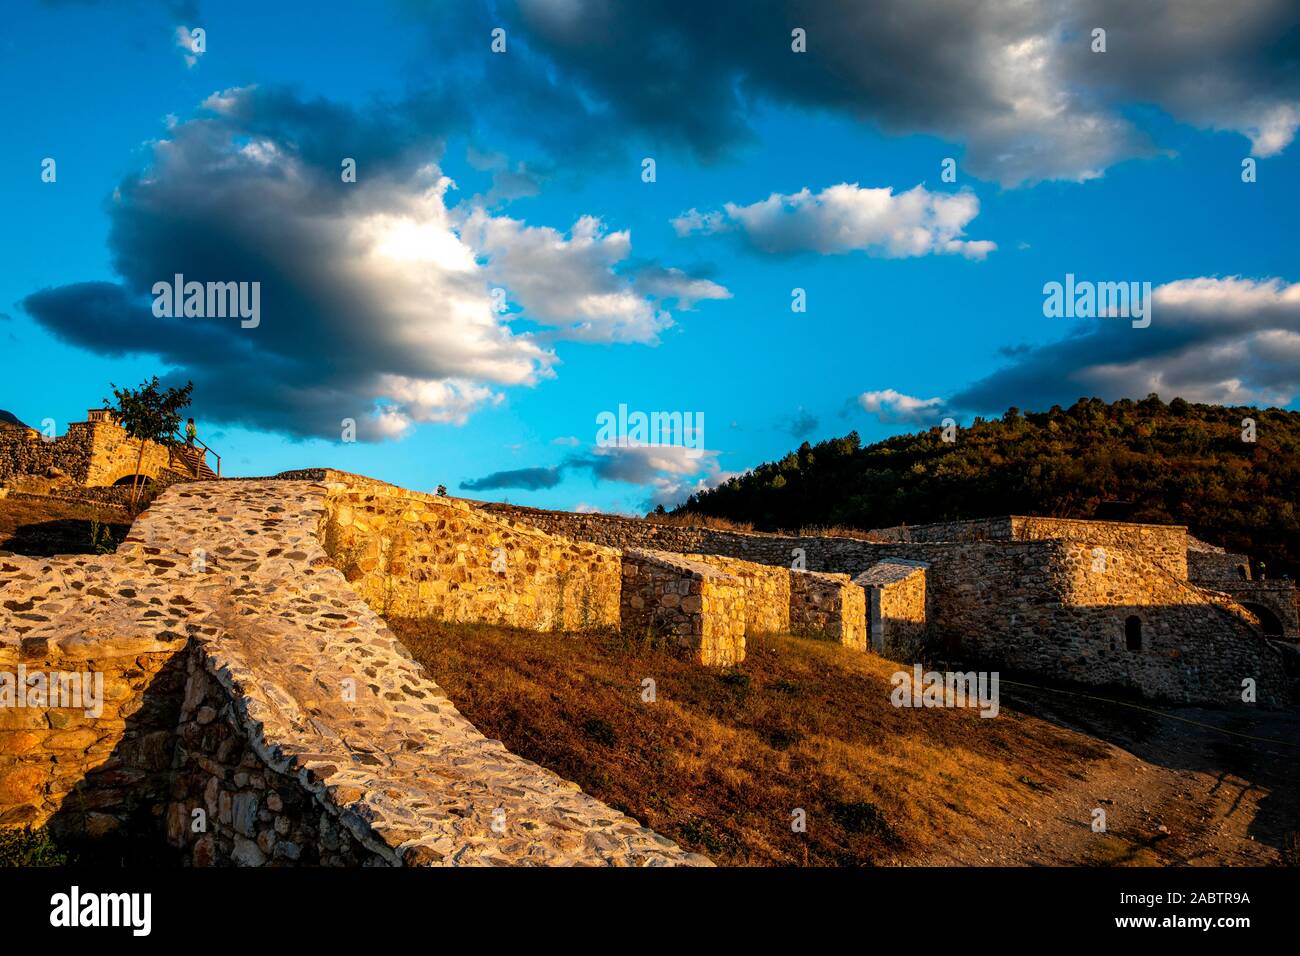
[[674, 396, 1300, 578]]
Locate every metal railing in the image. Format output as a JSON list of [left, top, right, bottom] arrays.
[[170, 431, 221, 478]]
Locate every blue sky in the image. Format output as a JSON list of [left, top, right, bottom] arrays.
[[4, 0, 1299, 513]]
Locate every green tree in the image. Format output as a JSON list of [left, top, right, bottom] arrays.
[[102, 377, 194, 509]]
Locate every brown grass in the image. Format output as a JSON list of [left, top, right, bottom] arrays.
[[646, 512, 755, 532], [389, 620, 1109, 866], [0, 496, 132, 556]]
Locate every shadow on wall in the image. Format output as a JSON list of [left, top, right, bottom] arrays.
[[949, 601, 1289, 708], [40, 650, 189, 864]]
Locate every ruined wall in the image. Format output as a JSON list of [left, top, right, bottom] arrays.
[[166, 646, 386, 866], [477, 502, 887, 574], [685, 553, 790, 636], [1, 478, 709, 865], [854, 563, 928, 658], [1188, 549, 1251, 582], [79, 421, 175, 486], [0, 552, 190, 840], [323, 484, 621, 632], [789, 570, 867, 651], [1051, 542, 1288, 704], [869, 516, 1190, 579], [621, 549, 746, 665], [0, 418, 175, 487]]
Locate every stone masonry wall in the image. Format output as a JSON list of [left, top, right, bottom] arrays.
[[0, 419, 175, 487], [853, 563, 928, 659], [620, 549, 746, 666], [481, 501, 1288, 705], [323, 484, 621, 632], [0, 478, 709, 865], [0, 551, 191, 839], [1053, 541, 1288, 704], [1188, 549, 1252, 582], [869, 516, 1190, 579], [476, 502, 888, 574], [685, 553, 790, 636], [789, 571, 867, 651], [165, 645, 385, 866]]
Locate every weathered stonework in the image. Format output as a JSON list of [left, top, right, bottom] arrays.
[[685, 553, 791, 636], [322, 483, 621, 632], [1187, 540, 1298, 640], [620, 549, 746, 665], [0, 412, 185, 487], [478, 503, 1290, 706], [789, 570, 867, 650], [0, 478, 709, 865], [854, 561, 928, 657]]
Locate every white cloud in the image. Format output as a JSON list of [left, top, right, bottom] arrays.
[[857, 389, 946, 424], [461, 210, 728, 343], [677, 184, 995, 260], [175, 26, 204, 69]]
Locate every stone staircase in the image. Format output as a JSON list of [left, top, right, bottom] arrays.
[[170, 444, 218, 480]]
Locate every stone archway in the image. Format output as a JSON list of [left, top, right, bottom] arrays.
[[1241, 602, 1284, 637]]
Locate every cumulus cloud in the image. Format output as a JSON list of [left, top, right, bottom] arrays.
[[675, 184, 995, 260], [21, 87, 723, 440], [857, 389, 947, 424], [488, 0, 1300, 186], [951, 276, 1300, 410], [461, 210, 729, 344]]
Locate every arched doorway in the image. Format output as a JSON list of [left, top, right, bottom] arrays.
[[1241, 602, 1284, 637]]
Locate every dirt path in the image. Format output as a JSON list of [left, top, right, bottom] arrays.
[[915, 681, 1300, 866]]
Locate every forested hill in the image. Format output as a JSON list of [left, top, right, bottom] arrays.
[[673, 396, 1300, 577]]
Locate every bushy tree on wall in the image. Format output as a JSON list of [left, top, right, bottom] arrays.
[[102, 377, 194, 509]]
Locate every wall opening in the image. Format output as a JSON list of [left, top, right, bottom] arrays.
[[1241, 602, 1284, 637], [1124, 615, 1142, 651]]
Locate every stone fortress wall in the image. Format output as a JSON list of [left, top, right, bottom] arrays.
[[0, 468, 1294, 864], [321, 482, 623, 632], [0, 475, 711, 865], [478, 503, 1292, 707], [0, 410, 185, 487]]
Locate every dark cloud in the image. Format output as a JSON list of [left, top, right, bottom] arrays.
[[787, 408, 818, 438], [950, 278, 1300, 411], [460, 466, 563, 491], [460, 444, 726, 509], [21, 85, 721, 441], [476, 0, 1300, 185]]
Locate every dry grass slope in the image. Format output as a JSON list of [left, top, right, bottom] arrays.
[[391, 620, 1109, 866]]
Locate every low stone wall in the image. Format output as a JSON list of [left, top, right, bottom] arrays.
[[869, 516, 1190, 579], [621, 549, 746, 665], [1188, 549, 1252, 582], [854, 561, 928, 658], [322, 484, 621, 632], [0, 552, 191, 839], [789, 570, 867, 651], [685, 553, 790, 636], [165, 645, 386, 866], [477, 502, 888, 574]]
